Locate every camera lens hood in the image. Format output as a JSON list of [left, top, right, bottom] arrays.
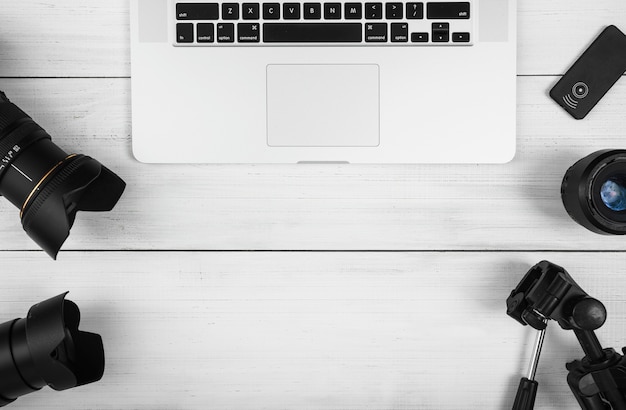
[[20, 155, 126, 259], [0, 293, 104, 406]]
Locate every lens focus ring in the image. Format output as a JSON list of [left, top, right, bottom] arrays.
[[0, 121, 51, 184], [0, 103, 29, 136]]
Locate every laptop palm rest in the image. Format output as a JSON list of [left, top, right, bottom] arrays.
[[266, 64, 380, 147]]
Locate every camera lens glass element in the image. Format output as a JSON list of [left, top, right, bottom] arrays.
[[561, 150, 626, 234], [0, 91, 126, 258], [600, 178, 626, 211]]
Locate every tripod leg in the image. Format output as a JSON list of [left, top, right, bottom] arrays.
[[567, 369, 610, 410], [567, 355, 626, 410], [575, 394, 610, 410]]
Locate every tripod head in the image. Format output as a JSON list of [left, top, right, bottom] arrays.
[[507, 261, 626, 410], [507, 260, 607, 332]]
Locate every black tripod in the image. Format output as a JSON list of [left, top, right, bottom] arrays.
[[506, 260, 626, 409]]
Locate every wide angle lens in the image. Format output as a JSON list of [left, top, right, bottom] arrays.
[[0, 91, 126, 258], [561, 150, 626, 234]]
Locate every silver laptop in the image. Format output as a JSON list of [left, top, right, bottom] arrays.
[[130, 0, 516, 163]]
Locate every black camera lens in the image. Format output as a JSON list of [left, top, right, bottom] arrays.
[[561, 150, 626, 234], [0, 293, 104, 407], [0, 91, 126, 258]]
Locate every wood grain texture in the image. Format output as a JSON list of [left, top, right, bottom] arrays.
[[2, 252, 625, 410], [1, 1, 626, 77], [0, 77, 624, 251]]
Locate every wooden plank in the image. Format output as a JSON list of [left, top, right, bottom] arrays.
[[517, 2, 626, 75], [0, 251, 623, 409], [0, 1, 625, 77], [0, 1, 130, 77], [0, 77, 625, 252]]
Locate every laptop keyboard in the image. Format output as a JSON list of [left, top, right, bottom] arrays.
[[174, 1, 473, 45]]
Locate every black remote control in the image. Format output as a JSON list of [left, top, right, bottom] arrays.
[[550, 25, 626, 120]]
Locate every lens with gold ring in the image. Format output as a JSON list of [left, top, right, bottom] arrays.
[[0, 91, 126, 259]]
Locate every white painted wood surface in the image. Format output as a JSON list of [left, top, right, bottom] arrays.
[[0, 1, 625, 410], [2, 252, 626, 410]]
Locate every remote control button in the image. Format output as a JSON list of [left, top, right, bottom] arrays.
[[572, 82, 589, 99]]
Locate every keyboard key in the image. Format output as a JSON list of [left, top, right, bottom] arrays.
[[176, 3, 219, 20], [432, 22, 449, 42], [391, 22, 408, 42], [283, 3, 301, 19], [238, 23, 260, 42], [176, 23, 194, 42], [263, 23, 362, 42], [304, 3, 322, 19], [242, 3, 260, 19], [197, 23, 215, 42], [263, 3, 280, 19], [427, 2, 470, 19], [365, 3, 383, 19], [406, 2, 423, 19], [344, 3, 362, 19], [386, 3, 402, 19], [324, 3, 342, 19], [222, 3, 239, 19], [411, 32, 428, 42], [452, 32, 470, 42], [217, 23, 235, 42], [365, 22, 387, 42]]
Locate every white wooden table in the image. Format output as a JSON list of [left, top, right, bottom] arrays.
[[1, 1, 625, 409]]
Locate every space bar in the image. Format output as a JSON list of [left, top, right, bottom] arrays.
[[263, 23, 362, 43]]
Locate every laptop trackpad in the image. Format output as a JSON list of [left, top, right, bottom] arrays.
[[267, 64, 380, 147]]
